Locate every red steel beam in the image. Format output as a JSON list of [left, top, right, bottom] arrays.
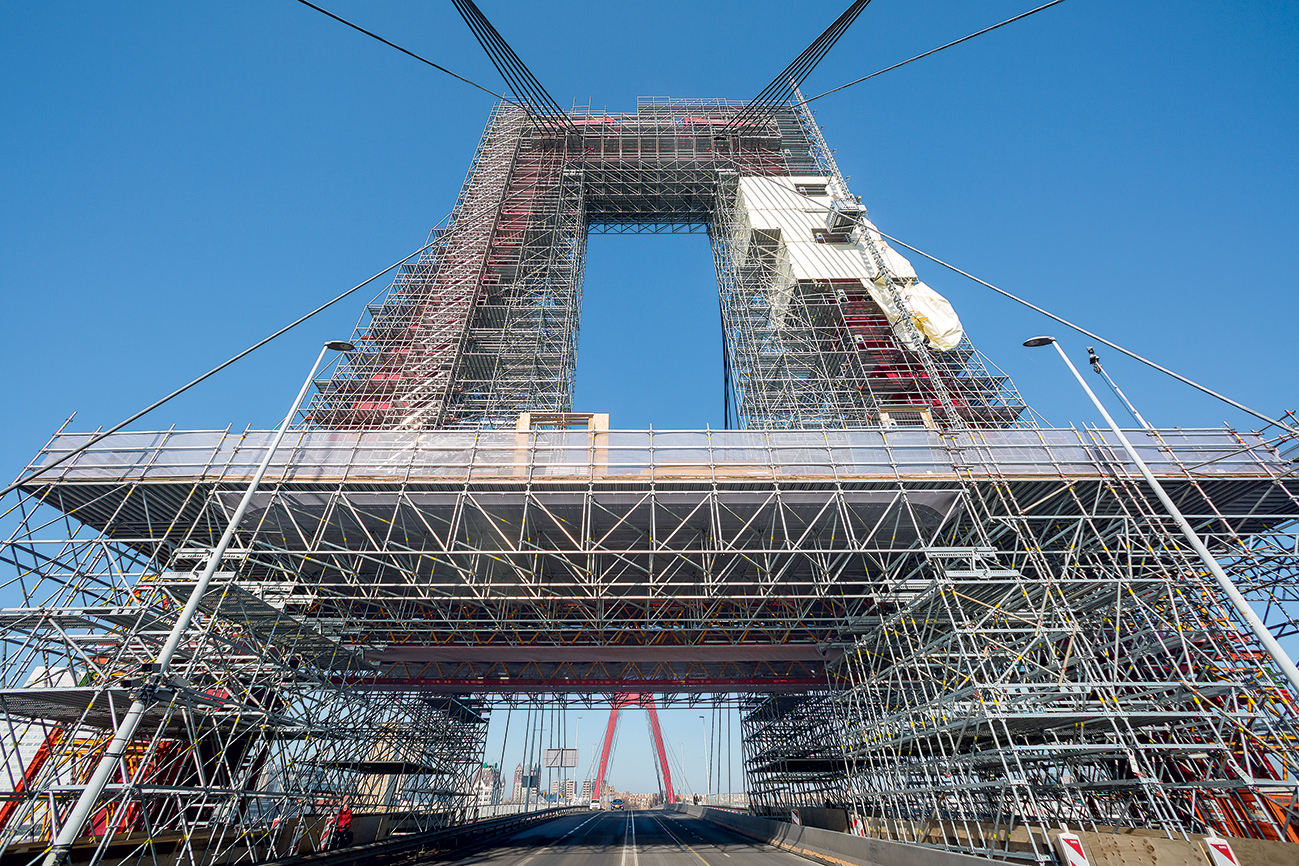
[[333, 676, 829, 691], [643, 696, 675, 804]]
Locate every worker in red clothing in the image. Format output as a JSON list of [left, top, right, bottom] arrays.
[[327, 800, 354, 849]]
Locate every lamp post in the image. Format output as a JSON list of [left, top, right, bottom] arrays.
[[1023, 336, 1299, 695], [698, 715, 709, 803], [44, 341, 355, 866], [571, 715, 580, 804]]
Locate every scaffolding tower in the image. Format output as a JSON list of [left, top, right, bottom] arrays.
[[2, 91, 1297, 866], [308, 94, 1028, 432]]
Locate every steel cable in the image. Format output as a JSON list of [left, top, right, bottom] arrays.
[[1, 241, 434, 499], [292, 0, 518, 105], [800, 0, 1072, 104]]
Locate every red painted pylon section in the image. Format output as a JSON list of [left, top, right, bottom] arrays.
[[643, 698, 676, 803], [592, 702, 620, 803], [591, 694, 676, 804]]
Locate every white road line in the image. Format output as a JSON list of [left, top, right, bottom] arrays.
[[631, 812, 640, 866], [515, 812, 601, 866], [648, 814, 712, 866], [561, 813, 602, 839]]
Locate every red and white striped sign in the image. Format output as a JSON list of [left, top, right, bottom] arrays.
[[1202, 836, 1240, 866], [848, 813, 866, 837], [790, 809, 801, 826], [1053, 832, 1090, 866]]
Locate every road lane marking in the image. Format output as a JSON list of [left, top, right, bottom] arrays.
[[667, 816, 729, 857], [621, 811, 632, 866], [514, 812, 602, 866], [560, 814, 601, 839], [631, 811, 640, 866], [649, 814, 712, 866]]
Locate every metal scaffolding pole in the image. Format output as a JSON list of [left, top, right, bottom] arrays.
[[42, 341, 353, 866], [1027, 335, 1299, 695]]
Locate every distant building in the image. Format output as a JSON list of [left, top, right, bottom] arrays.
[[470, 765, 501, 805], [581, 779, 594, 800], [511, 763, 540, 802]]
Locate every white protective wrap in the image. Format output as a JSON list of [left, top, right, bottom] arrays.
[[736, 175, 964, 350], [866, 278, 964, 352]]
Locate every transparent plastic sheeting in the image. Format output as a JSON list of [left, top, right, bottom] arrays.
[[25, 427, 1286, 485]]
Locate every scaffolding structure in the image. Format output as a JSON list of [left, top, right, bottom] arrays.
[[2, 90, 1298, 866], [736, 429, 1299, 861], [308, 94, 1027, 431], [4, 423, 1298, 863]]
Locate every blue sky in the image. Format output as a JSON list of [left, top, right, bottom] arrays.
[[3, 0, 1297, 792]]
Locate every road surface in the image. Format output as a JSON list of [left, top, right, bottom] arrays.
[[442, 809, 807, 866]]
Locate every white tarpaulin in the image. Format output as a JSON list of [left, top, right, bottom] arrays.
[[735, 175, 963, 350], [865, 278, 964, 351]]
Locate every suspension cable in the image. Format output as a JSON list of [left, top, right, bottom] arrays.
[[800, 0, 1072, 105], [2, 241, 433, 499], [292, 0, 520, 105]]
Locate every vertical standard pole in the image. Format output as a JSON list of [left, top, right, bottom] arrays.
[[44, 343, 338, 866], [572, 715, 580, 804], [1043, 338, 1299, 695]]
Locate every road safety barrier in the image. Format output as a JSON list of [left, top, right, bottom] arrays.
[[666, 804, 997, 866], [259, 806, 584, 866]]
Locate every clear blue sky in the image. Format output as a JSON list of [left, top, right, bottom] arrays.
[[3, 0, 1297, 792]]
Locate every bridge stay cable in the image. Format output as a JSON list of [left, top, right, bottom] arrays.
[[799, 0, 1073, 105], [451, 0, 579, 134], [722, 0, 871, 132], [292, 0, 518, 104]]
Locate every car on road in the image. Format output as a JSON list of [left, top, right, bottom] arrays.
[[589, 799, 601, 810], [611, 798, 624, 810]]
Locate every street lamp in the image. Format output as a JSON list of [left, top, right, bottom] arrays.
[[44, 341, 355, 866], [698, 715, 709, 802], [577, 716, 585, 803], [1023, 336, 1299, 694]]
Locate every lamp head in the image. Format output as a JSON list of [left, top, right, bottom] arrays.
[[1023, 336, 1056, 348], [326, 341, 356, 352]]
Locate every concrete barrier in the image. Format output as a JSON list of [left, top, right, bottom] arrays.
[[257, 806, 583, 866], [668, 806, 1299, 866], [667, 804, 994, 866]]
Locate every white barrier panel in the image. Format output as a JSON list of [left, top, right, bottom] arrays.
[[1202, 835, 1241, 866], [1053, 832, 1090, 866]]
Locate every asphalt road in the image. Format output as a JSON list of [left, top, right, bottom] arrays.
[[442, 809, 807, 866]]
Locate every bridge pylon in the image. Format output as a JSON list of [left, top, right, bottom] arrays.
[[593, 694, 675, 806]]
